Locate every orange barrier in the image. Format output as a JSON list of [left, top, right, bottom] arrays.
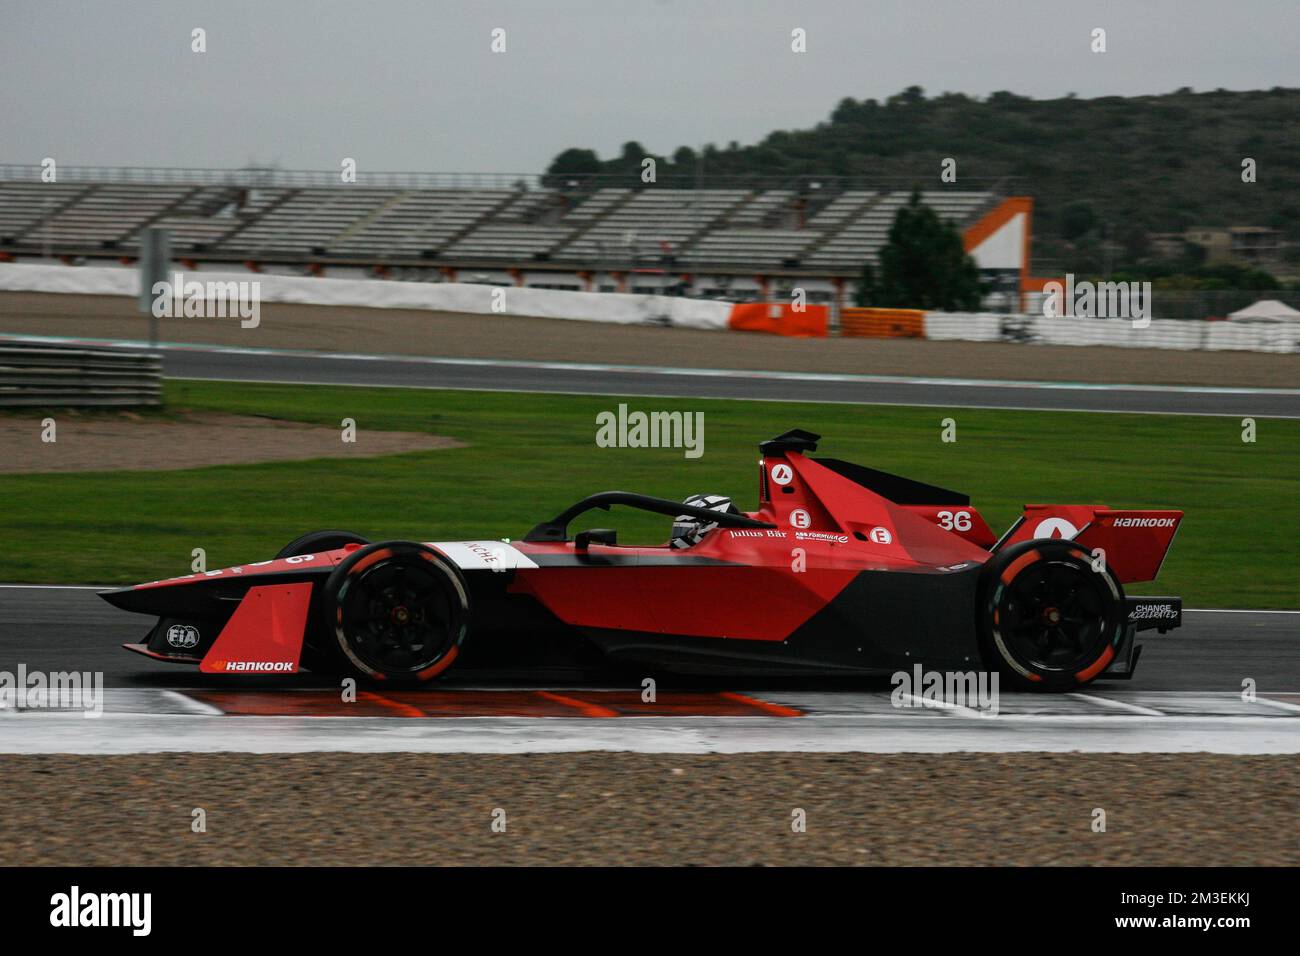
[[840, 307, 925, 338], [727, 302, 829, 337]]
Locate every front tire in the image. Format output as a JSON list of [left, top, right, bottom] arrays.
[[320, 541, 470, 684], [276, 530, 370, 560], [977, 539, 1126, 691]]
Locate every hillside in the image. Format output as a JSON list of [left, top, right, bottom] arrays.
[[547, 87, 1300, 274]]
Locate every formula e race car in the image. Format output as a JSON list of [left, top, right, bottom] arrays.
[[101, 429, 1184, 690]]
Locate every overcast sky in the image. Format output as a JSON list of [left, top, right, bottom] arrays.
[[3, 0, 1297, 174]]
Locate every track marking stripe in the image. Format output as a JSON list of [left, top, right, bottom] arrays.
[[5, 712, 1295, 754], [0, 584, 115, 590], [7, 583, 1298, 615], [1184, 608, 1300, 614], [897, 693, 989, 719], [171, 377, 1300, 419], [161, 690, 225, 716], [358, 691, 426, 718], [10, 333, 1297, 396], [1255, 696, 1300, 715], [719, 691, 802, 717], [536, 691, 620, 718], [1067, 692, 1164, 716]]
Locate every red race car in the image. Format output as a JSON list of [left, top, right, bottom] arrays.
[[102, 429, 1183, 690]]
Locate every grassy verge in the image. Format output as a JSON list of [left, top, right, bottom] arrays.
[[1, 379, 1295, 607]]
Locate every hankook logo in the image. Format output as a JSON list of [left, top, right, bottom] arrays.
[[211, 660, 294, 672], [1112, 517, 1177, 528]]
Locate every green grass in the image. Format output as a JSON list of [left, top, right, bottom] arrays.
[[2, 380, 1296, 608]]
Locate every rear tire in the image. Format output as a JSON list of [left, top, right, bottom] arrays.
[[275, 530, 370, 560], [977, 539, 1125, 691], [320, 541, 469, 684]]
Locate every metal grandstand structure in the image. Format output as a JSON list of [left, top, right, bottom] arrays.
[[0, 165, 1022, 300]]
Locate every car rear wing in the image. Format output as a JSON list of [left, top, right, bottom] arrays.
[[996, 505, 1183, 583], [1076, 510, 1183, 583]]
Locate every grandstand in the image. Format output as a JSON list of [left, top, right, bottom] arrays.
[[0, 167, 1031, 304]]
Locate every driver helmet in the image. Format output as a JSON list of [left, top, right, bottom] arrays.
[[670, 494, 739, 549]]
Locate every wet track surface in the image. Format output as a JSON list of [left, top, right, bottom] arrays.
[[2, 588, 1296, 754]]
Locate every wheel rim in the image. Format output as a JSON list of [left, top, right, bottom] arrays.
[[998, 559, 1110, 673], [337, 557, 457, 674]]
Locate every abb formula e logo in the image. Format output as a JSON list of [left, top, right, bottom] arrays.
[[206, 660, 295, 673], [165, 624, 200, 648], [1111, 517, 1177, 528]]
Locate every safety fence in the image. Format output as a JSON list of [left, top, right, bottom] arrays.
[[0, 338, 162, 406]]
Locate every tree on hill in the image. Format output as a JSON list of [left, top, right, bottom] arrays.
[[542, 148, 601, 188], [855, 190, 983, 310], [544, 86, 1300, 274]]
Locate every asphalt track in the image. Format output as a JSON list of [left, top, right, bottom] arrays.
[[2, 335, 1295, 752], [1, 587, 1296, 754], [8, 335, 1300, 416]]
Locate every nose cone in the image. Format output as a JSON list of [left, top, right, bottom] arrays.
[[99, 585, 148, 613]]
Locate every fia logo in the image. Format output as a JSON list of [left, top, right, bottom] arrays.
[[166, 624, 200, 648]]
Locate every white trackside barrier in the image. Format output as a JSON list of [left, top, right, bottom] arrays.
[[921, 308, 1298, 354], [921, 312, 1003, 342], [2, 264, 1296, 352], [0, 263, 138, 297], [1204, 319, 1300, 354], [1031, 317, 1205, 350], [0, 263, 733, 331]]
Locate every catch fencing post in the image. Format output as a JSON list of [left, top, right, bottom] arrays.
[[138, 227, 171, 349]]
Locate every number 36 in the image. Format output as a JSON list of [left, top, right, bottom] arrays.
[[937, 510, 972, 532]]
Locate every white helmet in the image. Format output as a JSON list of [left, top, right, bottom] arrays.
[[670, 494, 739, 549]]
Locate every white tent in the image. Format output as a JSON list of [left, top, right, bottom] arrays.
[[1228, 299, 1300, 322]]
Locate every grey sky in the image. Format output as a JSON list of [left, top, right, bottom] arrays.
[[3, 0, 1297, 174]]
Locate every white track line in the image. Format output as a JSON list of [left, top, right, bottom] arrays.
[[169, 376, 1300, 419], [9, 333, 1297, 396], [161, 690, 224, 716], [1184, 608, 1300, 615], [2, 584, 1296, 614], [897, 693, 990, 718], [1255, 697, 1300, 715], [1067, 693, 1164, 716], [1, 713, 1297, 755], [0, 584, 112, 590]]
